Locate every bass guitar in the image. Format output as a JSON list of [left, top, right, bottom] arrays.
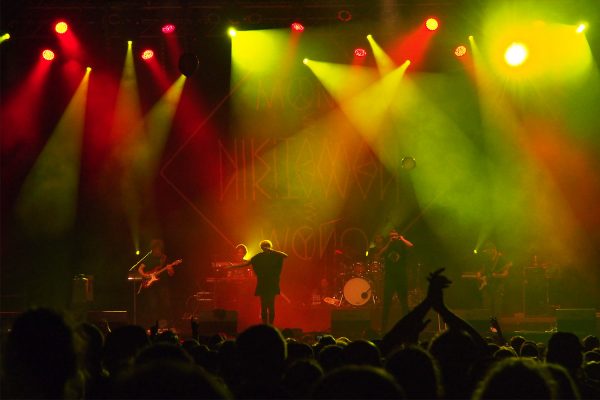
[[139, 259, 183, 291]]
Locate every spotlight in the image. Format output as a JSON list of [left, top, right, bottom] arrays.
[[42, 49, 55, 61], [354, 48, 367, 57], [228, 27, 237, 37], [162, 23, 176, 34], [576, 23, 586, 33], [141, 49, 154, 61], [425, 18, 439, 31], [504, 42, 528, 66], [0, 33, 10, 42], [55, 21, 68, 34], [136, 250, 140, 256], [303, 58, 309, 65], [291, 22, 304, 32], [178, 52, 199, 77], [86, 66, 92, 72], [401, 156, 416, 170], [454, 45, 467, 57], [337, 10, 352, 22]]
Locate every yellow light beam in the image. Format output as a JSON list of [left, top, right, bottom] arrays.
[[112, 40, 144, 252], [0, 33, 10, 43], [131, 74, 187, 177], [366, 34, 396, 76], [304, 60, 379, 105], [339, 60, 410, 140], [16, 69, 90, 236], [121, 75, 187, 248]]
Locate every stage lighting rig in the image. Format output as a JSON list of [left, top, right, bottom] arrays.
[[178, 52, 199, 77]]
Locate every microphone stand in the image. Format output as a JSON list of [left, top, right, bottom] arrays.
[[130, 250, 152, 271], [128, 250, 152, 324]]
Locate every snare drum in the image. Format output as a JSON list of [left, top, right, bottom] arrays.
[[343, 277, 372, 306], [352, 262, 368, 276]]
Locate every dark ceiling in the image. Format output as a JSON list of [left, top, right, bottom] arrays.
[[2, 1, 468, 39]]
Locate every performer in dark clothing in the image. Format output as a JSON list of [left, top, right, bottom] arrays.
[[478, 241, 512, 316], [377, 229, 414, 331], [230, 240, 287, 324], [137, 239, 176, 329]]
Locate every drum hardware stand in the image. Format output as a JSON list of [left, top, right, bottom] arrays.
[[323, 286, 345, 307], [182, 291, 214, 319], [127, 250, 152, 325]]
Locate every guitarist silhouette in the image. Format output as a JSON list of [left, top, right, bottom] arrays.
[[479, 241, 512, 316], [137, 239, 179, 329]]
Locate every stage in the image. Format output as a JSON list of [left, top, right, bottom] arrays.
[[1, 1, 599, 328]]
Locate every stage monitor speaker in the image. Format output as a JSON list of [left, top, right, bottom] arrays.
[[331, 309, 371, 339], [196, 309, 237, 336], [556, 308, 596, 336]]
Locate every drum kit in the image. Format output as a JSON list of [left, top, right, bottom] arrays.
[[326, 261, 385, 307]]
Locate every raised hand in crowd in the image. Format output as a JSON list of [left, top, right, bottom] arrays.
[[381, 268, 449, 354], [489, 316, 508, 345], [426, 268, 452, 311]]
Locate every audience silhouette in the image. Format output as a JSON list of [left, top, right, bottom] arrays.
[[2, 269, 599, 399]]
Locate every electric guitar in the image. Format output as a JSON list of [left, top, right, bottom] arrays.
[[462, 263, 511, 291], [139, 259, 183, 291]]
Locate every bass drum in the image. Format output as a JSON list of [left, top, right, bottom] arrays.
[[343, 277, 372, 306]]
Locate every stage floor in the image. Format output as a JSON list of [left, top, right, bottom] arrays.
[[174, 303, 600, 341]]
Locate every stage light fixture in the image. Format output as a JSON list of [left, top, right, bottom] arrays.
[[337, 10, 352, 22], [504, 42, 528, 66], [354, 48, 367, 57], [425, 18, 439, 31], [228, 27, 237, 37], [0, 33, 10, 42], [576, 23, 586, 33], [303, 58, 309, 65], [401, 156, 416, 170], [162, 24, 176, 34], [141, 49, 154, 61], [178, 52, 199, 77], [42, 49, 55, 61], [454, 45, 467, 57], [86, 67, 92, 72], [55, 21, 68, 34], [291, 22, 304, 32]]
